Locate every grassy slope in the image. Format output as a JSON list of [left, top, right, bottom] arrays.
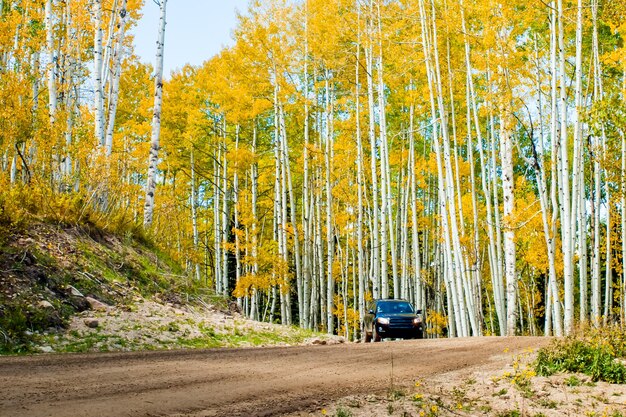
[[0, 220, 322, 354]]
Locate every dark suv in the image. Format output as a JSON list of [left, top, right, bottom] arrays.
[[363, 299, 424, 342]]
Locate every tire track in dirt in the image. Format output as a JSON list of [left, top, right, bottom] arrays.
[[0, 336, 549, 417]]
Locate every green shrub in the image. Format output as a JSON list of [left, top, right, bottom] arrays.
[[535, 325, 626, 383]]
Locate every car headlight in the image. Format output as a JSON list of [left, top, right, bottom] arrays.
[[377, 317, 390, 325], [413, 317, 422, 325]]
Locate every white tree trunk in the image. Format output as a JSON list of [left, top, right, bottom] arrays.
[[500, 120, 517, 336], [548, 2, 564, 336], [409, 103, 423, 311], [93, 0, 105, 147], [375, 1, 397, 299], [104, 0, 128, 156], [365, 40, 380, 300], [354, 23, 366, 327], [250, 123, 260, 321], [302, 47, 312, 328], [324, 72, 334, 333], [45, 0, 57, 124], [190, 149, 200, 282], [557, 0, 574, 335], [143, 0, 167, 228], [430, 0, 469, 336], [418, 0, 463, 336], [459, 0, 505, 333]]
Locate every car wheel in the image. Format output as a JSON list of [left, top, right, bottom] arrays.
[[373, 325, 381, 342], [362, 324, 371, 343]]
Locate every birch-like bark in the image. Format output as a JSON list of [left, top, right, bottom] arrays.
[[375, 1, 396, 299], [500, 119, 517, 336], [213, 144, 222, 294], [590, 0, 602, 326], [278, 105, 302, 325], [250, 123, 259, 321], [101, 0, 119, 89], [45, 0, 57, 124], [530, 31, 562, 336], [571, 0, 584, 325], [465, 75, 482, 335], [273, 89, 284, 321], [409, 103, 423, 310], [143, 0, 167, 228], [62, 1, 75, 180], [603, 199, 612, 325], [365, 36, 380, 300], [190, 149, 200, 281], [93, 0, 105, 147], [355, 17, 366, 327], [104, 0, 128, 156], [234, 126, 242, 306], [418, 0, 462, 336], [557, 0, 574, 334], [301, 0, 311, 329], [324, 71, 334, 333], [430, 0, 469, 336], [548, 2, 564, 335], [459, 0, 505, 333]]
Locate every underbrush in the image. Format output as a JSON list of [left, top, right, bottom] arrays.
[[0, 185, 211, 354], [535, 325, 626, 383]]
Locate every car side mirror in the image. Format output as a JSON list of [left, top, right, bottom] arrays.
[[416, 309, 422, 315], [368, 309, 374, 315]]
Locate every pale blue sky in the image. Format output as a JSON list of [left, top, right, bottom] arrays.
[[131, 0, 249, 76]]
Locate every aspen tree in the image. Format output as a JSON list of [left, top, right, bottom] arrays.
[[459, 0, 505, 333], [528, 31, 562, 337], [302, 2, 312, 327], [250, 123, 260, 320], [548, 0, 564, 335], [354, 2, 366, 329], [418, 0, 462, 336], [324, 70, 335, 333], [374, 0, 396, 299], [571, 0, 584, 326], [143, 0, 167, 228], [213, 141, 222, 294], [221, 122, 230, 297], [429, 0, 470, 336], [234, 126, 242, 305], [590, 0, 604, 326], [603, 199, 612, 325], [364, 2, 380, 300], [104, 0, 129, 156], [556, 0, 575, 334], [409, 103, 423, 311], [190, 149, 200, 281], [279, 106, 302, 326], [45, 0, 57, 124], [93, 0, 105, 146]]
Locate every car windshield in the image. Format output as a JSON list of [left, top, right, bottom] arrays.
[[377, 302, 414, 314]]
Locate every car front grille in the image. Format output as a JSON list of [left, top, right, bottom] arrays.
[[388, 317, 414, 329]]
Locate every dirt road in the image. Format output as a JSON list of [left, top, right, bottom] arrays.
[[0, 337, 549, 417]]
